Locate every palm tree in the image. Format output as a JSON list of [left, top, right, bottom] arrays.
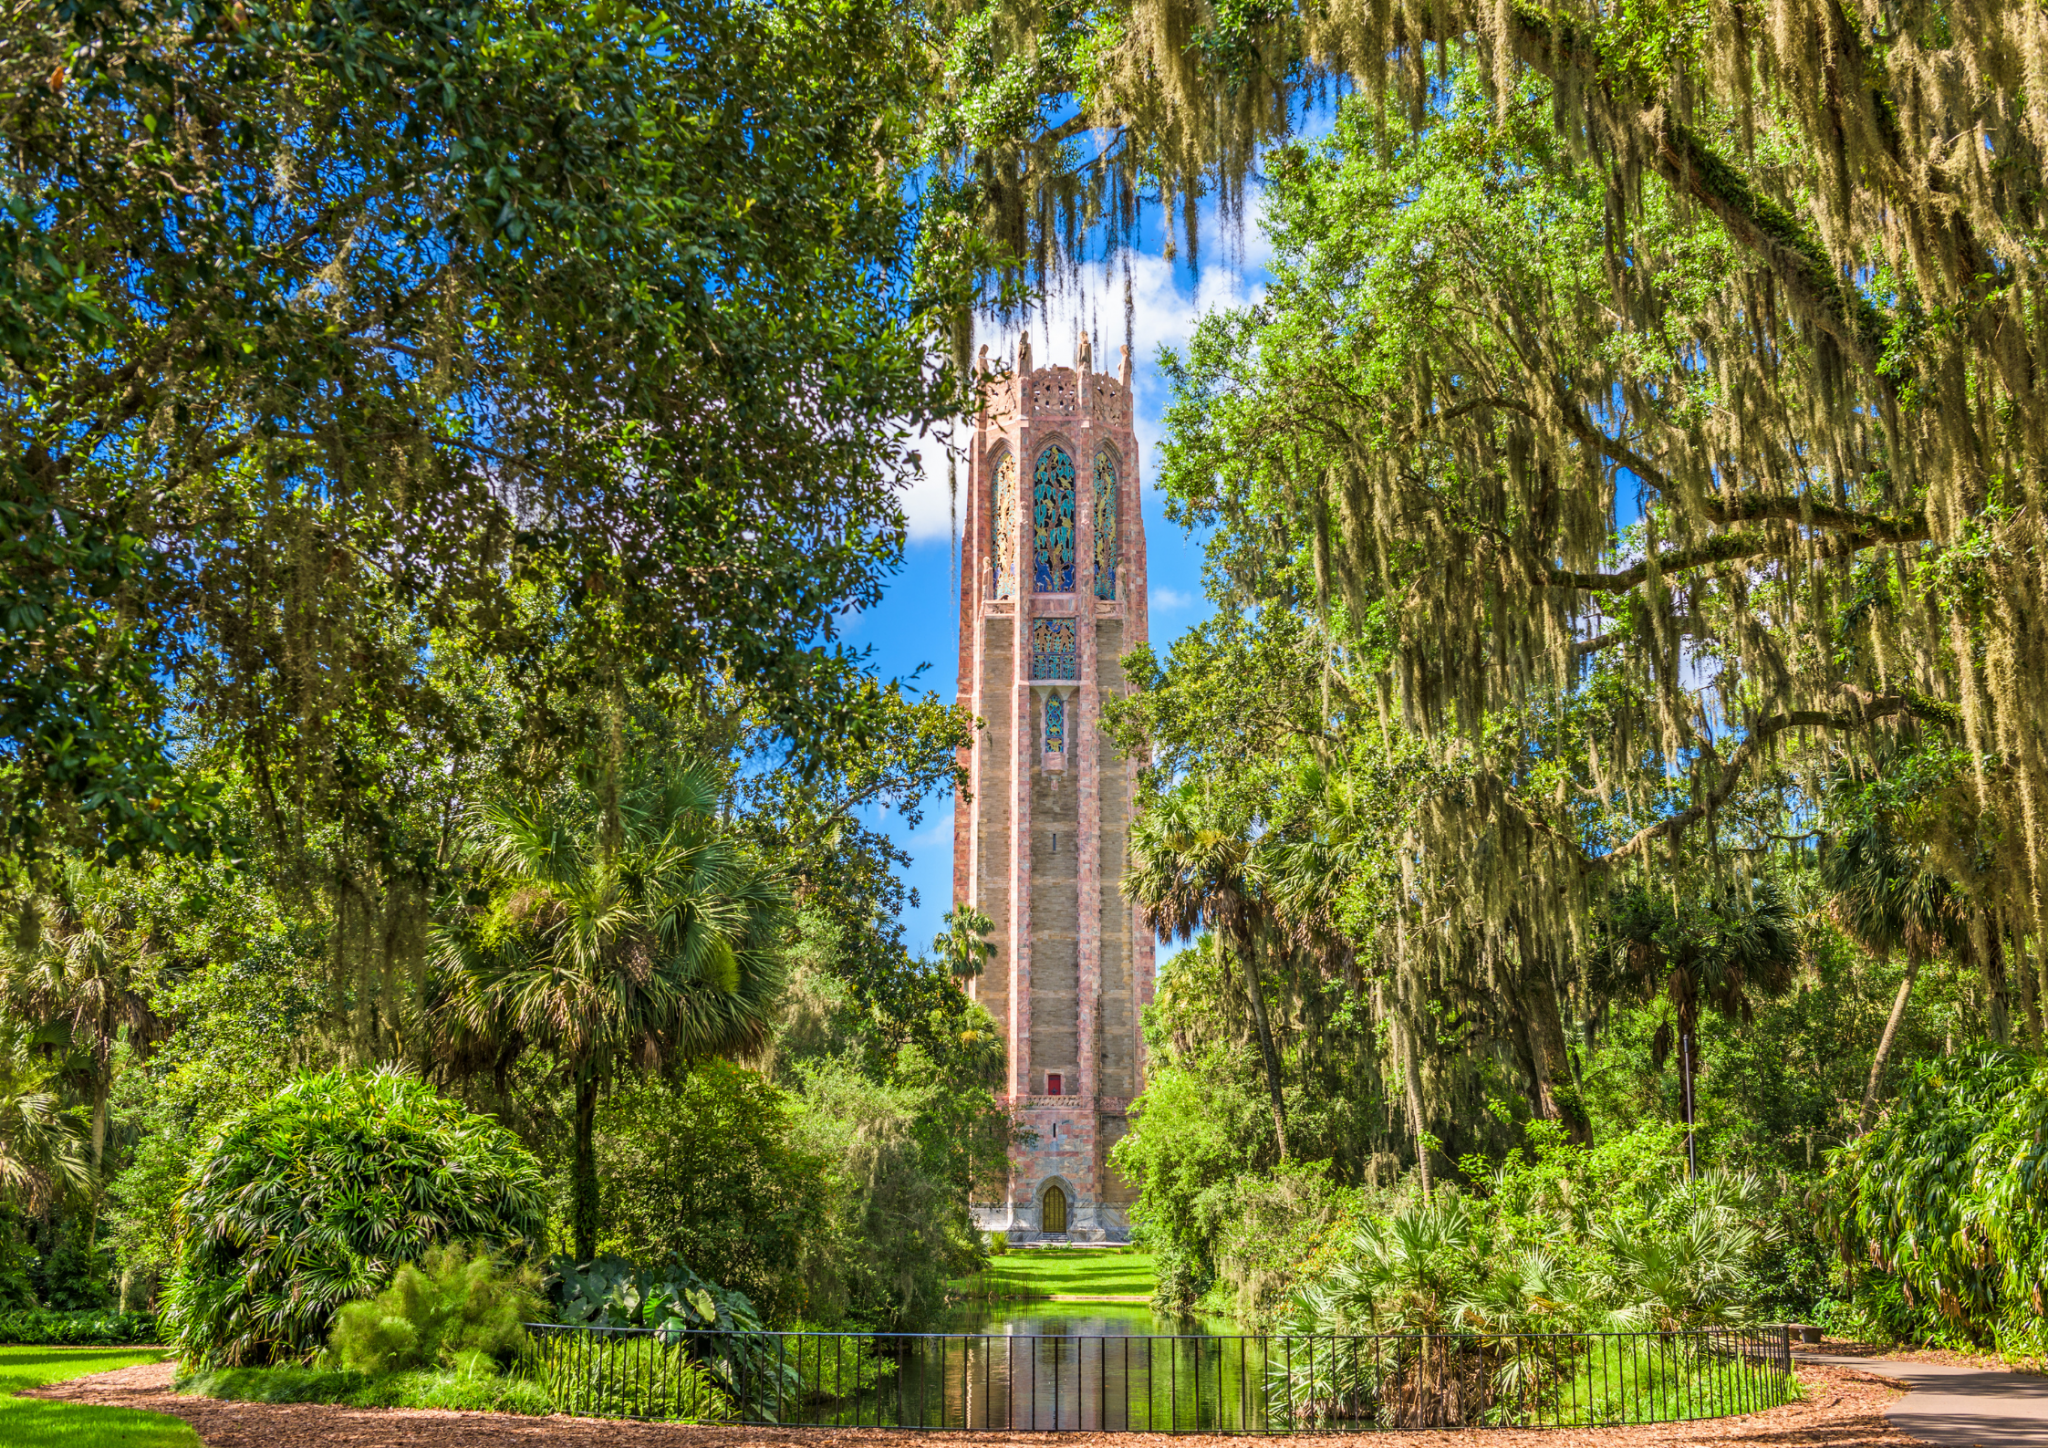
[[1126, 785, 1289, 1159], [0, 1023, 90, 1213], [2, 859, 160, 1174], [933, 905, 998, 979], [1592, 882, 1797, 1176], [1821, 814, 1963, 1132], [435, 763, 790, 1261]]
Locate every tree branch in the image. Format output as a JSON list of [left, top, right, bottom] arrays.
[[1596, 686, 1957, 867]]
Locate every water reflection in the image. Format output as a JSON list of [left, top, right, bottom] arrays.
[[802, 1305, 1271, 1432]]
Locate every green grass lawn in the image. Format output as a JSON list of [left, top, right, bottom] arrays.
[[953, 1247, 1157, 1298], [0, 1346, 198, 1448]]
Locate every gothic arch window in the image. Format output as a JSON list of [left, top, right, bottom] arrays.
[[1092, 447, 1120, 600], [1033, 443, 1077, 592], [990, 449, 1017, 599]]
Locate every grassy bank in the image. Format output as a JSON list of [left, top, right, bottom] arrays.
[[952, 1247, 1156, 1299], [0, 1345, 197, 1448]]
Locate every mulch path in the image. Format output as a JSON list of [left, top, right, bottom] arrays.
[[24, 1358, 1924, 1448]]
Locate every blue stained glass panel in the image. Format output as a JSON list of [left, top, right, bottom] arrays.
[[1044, 696, 1065, 754], [1033, 445, 1076, 592], [1031, 619, 1078, 680]]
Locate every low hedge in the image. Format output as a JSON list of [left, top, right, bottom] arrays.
[[179, 1363, 555, 1415], [0, 1307, 161, 1345]]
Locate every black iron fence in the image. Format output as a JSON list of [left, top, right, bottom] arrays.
[[522, 1322, 1796, 1431]]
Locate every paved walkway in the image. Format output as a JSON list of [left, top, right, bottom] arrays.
[[1803, 1353, 2048, 1446]]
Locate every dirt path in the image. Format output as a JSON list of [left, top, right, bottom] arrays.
[[1803, 1352, 2048, 1447], [25, 1358, 1922, 1447]]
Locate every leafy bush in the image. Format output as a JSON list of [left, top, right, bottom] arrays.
[[550, 1254, 761, 1334], [327, 1245, 542, 1375], [524, 1331, 734, 1421], [595, 1062, 831, 1327], [180, 1361, 556, 1415], [163, 1068, 546, 1367], [0, 1306, 158, 1345], [1827, 1050, 2048, 1355], [1285, 1123, 1783, 1340]]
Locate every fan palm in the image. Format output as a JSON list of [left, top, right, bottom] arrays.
[[933, 904, 998, 979], [0, 1023, 90, 1212], [2, 858, 160, 1173], [435, 763, 790, 1260], [1821, 814, 1964, 1132], [1592, 882, 1797, 1175], [1126, 785, 1289, 1158]]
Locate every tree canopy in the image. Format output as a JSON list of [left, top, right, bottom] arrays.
[[3, 0, 954, 868]]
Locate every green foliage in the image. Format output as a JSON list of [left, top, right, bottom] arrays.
[[784, 1054, 991, 1328], [0, 0, 957, 873], [595, 1062, 829, 1328], [434, 761, 790, 1261], [549, 1254, 760, 1335], [180, 1360, 558, 1417], [544, 1257, 776, 1417], [326, 1245, 541, 1376], [1828, 1050, 2048, 1356], [1286, 1131, 1783, 1340], [520, 1331, 735, 1421], [163, 1070, 545, 1367], [0, 1308, 157, 1346]]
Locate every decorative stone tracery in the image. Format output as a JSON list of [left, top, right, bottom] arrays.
[[1093, 448, 1120, 600], [990, 450, 1017, 599]]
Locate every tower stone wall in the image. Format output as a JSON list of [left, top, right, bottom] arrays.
[[956, 337, 1154, 1243]]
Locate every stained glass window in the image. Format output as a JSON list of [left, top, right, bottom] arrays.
[[1044, 695, 1066, 755], [1033, 444, 1076, 592], [991, 451, 1017, 599], [1093, 449, 1119, 600], [1031, 619, 1078, 680]]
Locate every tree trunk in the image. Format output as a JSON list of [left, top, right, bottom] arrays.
[[1859, 954, 1920, 1134], [1400, 1014, 1431, 1199], [572, 1065, 601, 1261], [2029, 935, 2047, 1049], [90, 1072, 108, 1176], [1981, 915, 2012, 1046], [1228, 929, 1289, 1161], [1521, 963, 1589, 1144]]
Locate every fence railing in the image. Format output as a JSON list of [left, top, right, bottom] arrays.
[[521, 1322, 1796, 1431]]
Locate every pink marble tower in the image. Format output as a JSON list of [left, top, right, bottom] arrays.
[[954, 333, 1154, 1242]]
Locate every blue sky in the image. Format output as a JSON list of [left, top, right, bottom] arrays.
[[836, 222, 1277, 958]]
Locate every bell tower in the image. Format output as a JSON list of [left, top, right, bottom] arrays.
[[955, 334, 1153, 1242]]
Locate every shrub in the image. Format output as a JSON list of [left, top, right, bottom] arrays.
[[163, 1068, 546, 1367], [525, 1332, 734, 1421], [0, 1306, 159, 1345], [595, 1062, 831, 1327], [327, 1245, 542, 1375], [180, 1361, 559, 1416], [1827, 1050, 2048, 1355]]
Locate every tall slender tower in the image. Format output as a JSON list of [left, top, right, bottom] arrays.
[[955, 334, 1153, 1242]]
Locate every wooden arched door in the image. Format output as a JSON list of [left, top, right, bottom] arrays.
[[1042, 1183, 1068, 1234]]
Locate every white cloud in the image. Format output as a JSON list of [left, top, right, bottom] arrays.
[[902, 231, 1269, 542], [1152, 586, 1196, 611]]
